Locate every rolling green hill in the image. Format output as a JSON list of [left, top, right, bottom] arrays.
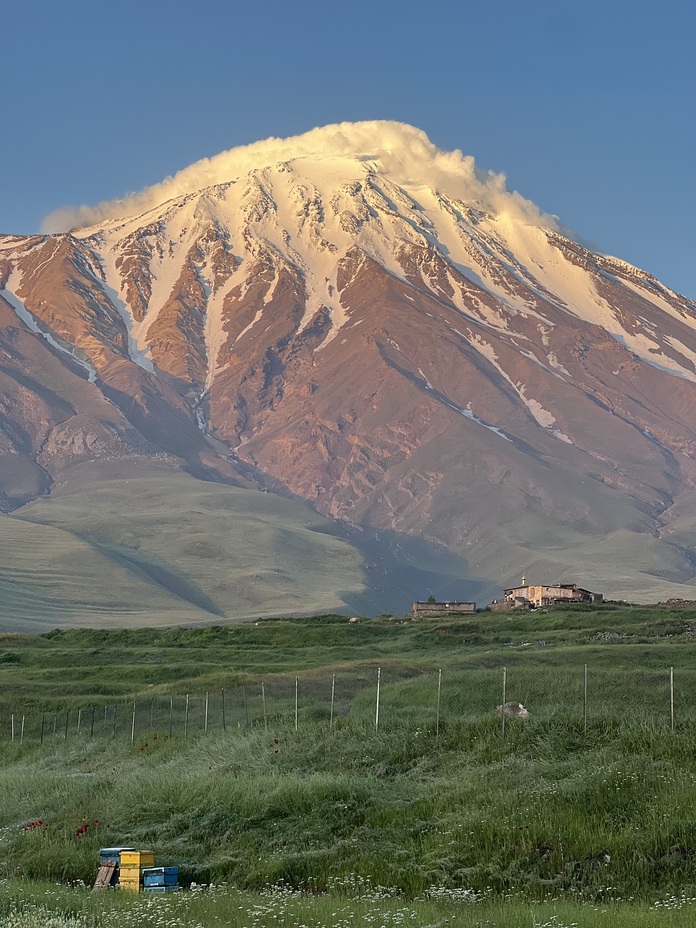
[[1, 471, 368, 631]]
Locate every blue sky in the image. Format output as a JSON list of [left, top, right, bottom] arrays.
[[2, 0, 694, 296]]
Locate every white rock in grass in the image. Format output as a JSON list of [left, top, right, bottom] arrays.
[[496, 701, 530, 719]]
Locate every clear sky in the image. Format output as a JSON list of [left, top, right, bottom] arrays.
[[2, 0, 694, 296]]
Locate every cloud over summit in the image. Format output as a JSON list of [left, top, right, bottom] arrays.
[[42, 121, 557, 233]]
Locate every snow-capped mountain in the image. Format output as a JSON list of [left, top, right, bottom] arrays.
[[2, 121, 696, 608]]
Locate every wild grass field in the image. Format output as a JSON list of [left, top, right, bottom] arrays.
[[1, 605, 696, 926], [2, 879, 695, 928]]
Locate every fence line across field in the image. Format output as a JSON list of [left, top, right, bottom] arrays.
[[2, 664, 689, 744]]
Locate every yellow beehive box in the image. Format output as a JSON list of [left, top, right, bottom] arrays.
[[119, 879, 141, 893], [119, 868, 142, 892], [120, 850, 155, 868]]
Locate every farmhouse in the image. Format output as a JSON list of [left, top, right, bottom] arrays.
[[490, 580, 603, 611], [410, 600, 476, 617]]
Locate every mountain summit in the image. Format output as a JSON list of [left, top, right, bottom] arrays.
[[2, 122, 696, 624]]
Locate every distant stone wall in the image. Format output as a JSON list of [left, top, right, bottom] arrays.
[[489, 598, 531, 612], [410, 601, 476, 617]]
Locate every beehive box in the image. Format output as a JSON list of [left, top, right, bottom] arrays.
[[142, 866, 179, 888], [119, 879, 141, 893], [120, 850, 155, 868], [118, 864, 143, 891], [100, 847, 135, 863], [144, 885, 180, 893]]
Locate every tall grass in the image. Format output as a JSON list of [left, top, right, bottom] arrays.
[[2, 716, 696, 901]]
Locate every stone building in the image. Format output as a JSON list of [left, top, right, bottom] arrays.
[[492, 580, 603, 610]]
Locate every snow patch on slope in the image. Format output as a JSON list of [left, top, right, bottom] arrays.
[[518, 389, 556, 428], [503, 224, 696, 383], [456, 403, 513, 443], [2, 271, 98, 383], [97, 250, 155, 372]]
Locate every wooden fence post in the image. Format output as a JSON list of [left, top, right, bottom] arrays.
[[330, 673, 336, 730], [670, 666, 675, 732], [436, 668, 442, 739], [583, 664, 588, 735], [501, 667, 507, 740]]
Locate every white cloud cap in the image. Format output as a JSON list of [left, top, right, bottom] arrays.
[[42, 121, 557, 233]]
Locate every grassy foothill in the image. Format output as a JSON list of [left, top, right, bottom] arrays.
[[0, 473, 369, 631], [1, 605, 696, 926]]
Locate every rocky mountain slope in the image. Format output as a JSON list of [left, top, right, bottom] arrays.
[[2, 121, 696, 620]]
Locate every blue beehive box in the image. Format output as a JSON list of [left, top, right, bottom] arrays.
[[100, 847, 135, 862], [142, 866, 179, 888]]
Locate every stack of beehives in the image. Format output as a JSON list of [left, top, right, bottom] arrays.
[[95, 847, 135, 888], [96, 847, 180, 892], [118, 849, 155, 893]]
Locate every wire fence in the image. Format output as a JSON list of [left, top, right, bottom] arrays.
[[1, 662, 693, 744]]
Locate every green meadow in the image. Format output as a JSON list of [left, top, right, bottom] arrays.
[[1, 605, 696, 926]]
